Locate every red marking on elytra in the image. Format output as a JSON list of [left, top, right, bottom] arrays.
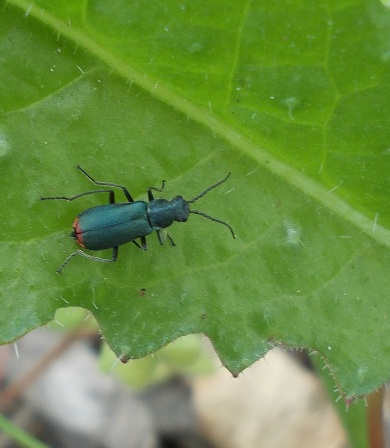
[[72, 217, 85, 248]]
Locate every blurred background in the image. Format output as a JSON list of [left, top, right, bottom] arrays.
[[0, 308, 352, 448]]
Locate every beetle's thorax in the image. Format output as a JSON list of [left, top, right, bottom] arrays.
[[147, 196, 190, 229]]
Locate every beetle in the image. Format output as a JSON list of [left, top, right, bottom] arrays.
[[41, 165, 235, 273]]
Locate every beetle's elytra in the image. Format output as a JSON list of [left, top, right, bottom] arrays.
[[41, 165, 235, 273]]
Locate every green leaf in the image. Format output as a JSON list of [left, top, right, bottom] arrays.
[[0, 413, 50, 448], [1, 0, 390, 398]]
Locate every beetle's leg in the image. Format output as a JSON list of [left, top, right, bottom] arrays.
[[112, 246, 119, 261], [156, 230, 175, 247], [41, 189, 115, 203], [166, 233, 176, 247], [77, 165, 134, 203], [156, 230, 163, 245], [132, 237, 147, 250], [147, 180, 166, 201], [56, 247, 118, 273]]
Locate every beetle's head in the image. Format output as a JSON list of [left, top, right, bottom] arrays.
[[170, 196, 190, 222]]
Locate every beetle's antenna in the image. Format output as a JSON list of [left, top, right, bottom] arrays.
[[190, 210, 236, 238], [187, 172, 231, 204]]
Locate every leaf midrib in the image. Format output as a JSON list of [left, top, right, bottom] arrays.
[[9, 0, 390, 249]]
